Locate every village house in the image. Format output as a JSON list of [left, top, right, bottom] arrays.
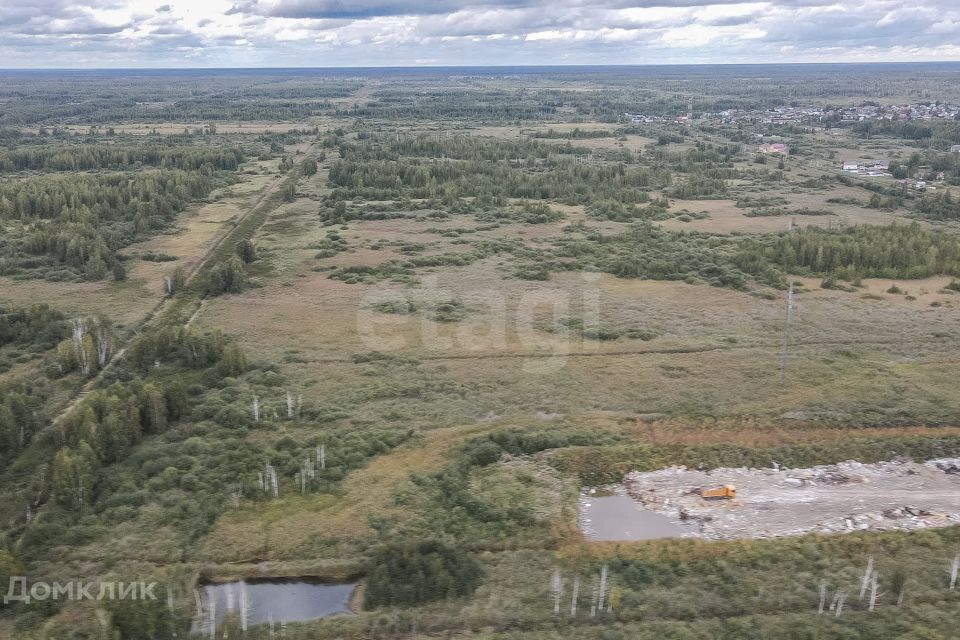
[[864, 160, 890, 176], [759, 142, 790, 154]]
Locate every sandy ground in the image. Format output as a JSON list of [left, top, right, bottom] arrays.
[[580, 459, 960, 541]]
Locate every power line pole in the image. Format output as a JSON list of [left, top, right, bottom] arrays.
[[778, 282, 794, 384]]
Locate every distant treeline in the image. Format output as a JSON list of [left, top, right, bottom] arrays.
[[337, 91, 555, 122], [735, 223, 960, 280], [347, 133, 591, 161], [328, 157, 671, 204], [326, 136, 745, 207], [0, 145, 243, 173], [529, 127, 616, 139], [0, 170, 229, 280]]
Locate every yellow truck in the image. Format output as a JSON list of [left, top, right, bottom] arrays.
[[700, 485, 737, 500]]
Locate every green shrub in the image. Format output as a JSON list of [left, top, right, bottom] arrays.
[[364, 540, 483, 608]]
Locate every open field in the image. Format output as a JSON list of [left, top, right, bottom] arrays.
[[4, 66, 960, 640], [660, 195, 914, 233], [197, 183, 960, 427]]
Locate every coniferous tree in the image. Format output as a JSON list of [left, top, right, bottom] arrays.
[[236, 239, 257, 263], [364, 540, 483, 608]]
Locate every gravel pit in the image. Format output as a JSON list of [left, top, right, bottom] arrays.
[[581, 458, 960, 541]]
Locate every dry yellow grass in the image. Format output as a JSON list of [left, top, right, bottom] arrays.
[[127, 200, 246, 298], [0, 276, 155, 326], [197, 185, 960, 429], [200, 424, 492, 562], [660, 197, 913, 234], [0, 620, 16, 640], [575, 413, 960, 447]]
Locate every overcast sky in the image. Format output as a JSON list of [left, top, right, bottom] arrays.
[[2, 0, 959, 68]]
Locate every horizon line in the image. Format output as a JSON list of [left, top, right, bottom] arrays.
[[3, 60, 960, 72]]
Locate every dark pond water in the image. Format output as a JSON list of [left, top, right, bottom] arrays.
[[196, 579, 356, 629], [580, 494, 690, 541]]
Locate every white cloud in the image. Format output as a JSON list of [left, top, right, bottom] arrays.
[[655, 18, 766, 47], [525, 29, 568, 41], [0, 0, 958, 66]]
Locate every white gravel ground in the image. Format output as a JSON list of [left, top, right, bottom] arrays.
[[586, 458, 960, 541]]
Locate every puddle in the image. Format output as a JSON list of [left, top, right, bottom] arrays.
[[535, 411, 562, 420], [196, 579, 356, 629], [580, 494, 690, 541]]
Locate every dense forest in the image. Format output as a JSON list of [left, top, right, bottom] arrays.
[[736, 223, 960, 280], [0, 145, 243, 173], [0, 304, 69, 350], [0, 167, 236, 280]]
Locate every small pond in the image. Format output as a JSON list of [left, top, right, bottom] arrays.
[[196, 579, 356, 629], [580, 494, 690, 541]]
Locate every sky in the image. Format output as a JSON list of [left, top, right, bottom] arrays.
[[1, 0, 959, 68]]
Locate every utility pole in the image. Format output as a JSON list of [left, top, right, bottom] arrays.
[[778, 282, 794, 384]]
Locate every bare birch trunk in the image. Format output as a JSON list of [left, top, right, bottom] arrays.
[[597, 564, 608, 613], [868, 572, 879, 611], [570, 577, 579, 616], [859, 556, 873, 601], [551, 569, 562, 615]]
